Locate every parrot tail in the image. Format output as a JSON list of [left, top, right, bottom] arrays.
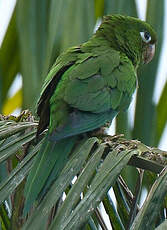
[[24, 134, 77, 214]]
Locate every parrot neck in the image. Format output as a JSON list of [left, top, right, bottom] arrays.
[[94, 24, 141, 68]]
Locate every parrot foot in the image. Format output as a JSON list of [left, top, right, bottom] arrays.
[[88, 122, 112, 137]]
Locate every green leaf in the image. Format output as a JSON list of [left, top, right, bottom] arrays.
[[155, 81, 167, 145], [116, 111, 131, 139], [95, 0, 104, 18], [16, 0, 48, 112], [0, 204, 10, 230], [104, 0, 137, 17], [0, 9, 20, 109], [103, 195, 125, 230], [50, 145, 105, 228], [155, 220, 167, 230], [49, 149, 135, 230], [87, 217, 98, 230], [0, 142, 40, 204], [60, 0, 95, 52], [45, 0, 95, 74], [113, 181, 129, 227], [130, 168, 167, 230], [133, 0, 165, 146], [128, 155, 164, 174], [0, 121, 37, 141], [44, 0, 66, 73], [0, 130, 36, 163]]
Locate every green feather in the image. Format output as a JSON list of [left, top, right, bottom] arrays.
[[24, 135, 76, 214], [50, 110, 118, 141]]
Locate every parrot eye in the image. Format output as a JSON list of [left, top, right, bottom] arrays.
[[140, 31, 151, 43]]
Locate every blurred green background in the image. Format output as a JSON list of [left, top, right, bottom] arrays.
[[0, 1, 167, 229]]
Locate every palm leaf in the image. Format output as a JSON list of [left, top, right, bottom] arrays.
[[133, 0, 165, 146], [0, 114, 166, 229], [155, 81, 167, 145], [0, 9, 20, 111], [0, 0, 167, 229]]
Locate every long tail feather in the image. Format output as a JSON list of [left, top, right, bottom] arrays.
[[24, 135, 76, 214]]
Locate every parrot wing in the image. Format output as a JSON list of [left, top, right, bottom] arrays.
[[50, 109, 118, 141], [48, 48, 136, 138], [37, 46, 84, 135]]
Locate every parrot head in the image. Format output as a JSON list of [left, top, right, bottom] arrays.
[[96, 15, 157, 67], [139, 30, 156, 64]]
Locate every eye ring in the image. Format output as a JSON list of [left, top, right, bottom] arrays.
[[140, 31, 151, 43]]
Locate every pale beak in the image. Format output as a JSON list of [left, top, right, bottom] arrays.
[[144, 43, 155, 64]]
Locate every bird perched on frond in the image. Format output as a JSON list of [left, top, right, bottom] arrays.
[[24, 14, 156, 212]]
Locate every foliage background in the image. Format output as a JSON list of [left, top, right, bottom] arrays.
[[0, 0, 167, 229], [0, 0, 167, 150]]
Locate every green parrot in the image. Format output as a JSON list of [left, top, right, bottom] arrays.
[[24, 15, 156, 211]]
